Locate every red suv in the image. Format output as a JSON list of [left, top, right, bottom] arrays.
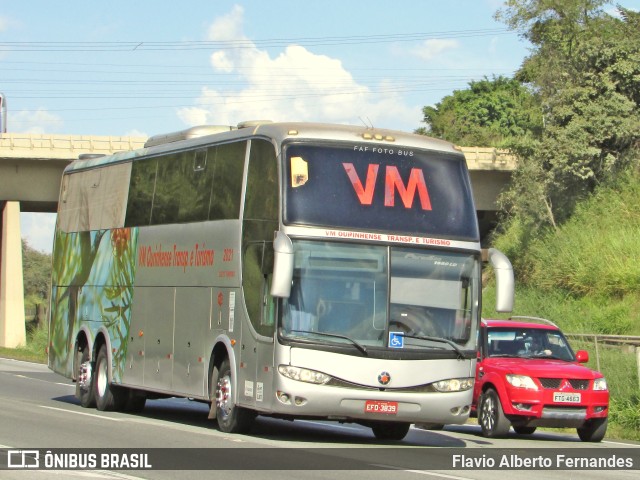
[[473, 317, 609, 442]]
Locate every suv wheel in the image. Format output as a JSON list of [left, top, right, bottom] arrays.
[[479, 388, 511, 438], [513, 426, 536, 435], [577, 417, 607, 442]]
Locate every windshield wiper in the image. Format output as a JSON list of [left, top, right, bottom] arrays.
[[400, 334, 466, 360], [287, 329, 368, 355]]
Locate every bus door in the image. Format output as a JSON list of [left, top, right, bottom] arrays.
[[239, 242, 276, 410]]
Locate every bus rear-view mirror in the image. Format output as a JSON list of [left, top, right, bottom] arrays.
[[271, 231, 294, 298], [488, 248, 514, 313]]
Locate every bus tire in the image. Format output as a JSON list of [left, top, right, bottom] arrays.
[[371, 421, 411, 441], [94, 345, 127, 411], [479, 388, 511, 438], [213, 358, 255, 434], [75, 346, 95, 408]]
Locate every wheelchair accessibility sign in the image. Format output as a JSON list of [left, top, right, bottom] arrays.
[[389, 332, 404, 348]]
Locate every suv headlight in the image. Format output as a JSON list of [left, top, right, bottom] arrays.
[[433, 377, 474, 392], [593, 377, 608, 391], [278, 365, 331, 384], [506, 374, 539, 390]]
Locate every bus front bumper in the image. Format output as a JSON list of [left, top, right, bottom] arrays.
[[269, 378, 473, 425]]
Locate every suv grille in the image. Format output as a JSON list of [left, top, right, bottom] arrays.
[[568, 379, 590, 390], [539, 378, 561, 389], [539, 378, 590, 390]]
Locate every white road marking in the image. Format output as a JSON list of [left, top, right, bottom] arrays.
[[372, 465, 473, 479], [39, 405, 122, 422]]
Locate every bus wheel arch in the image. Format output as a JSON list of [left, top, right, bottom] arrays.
[[74, 334, 95, 408], [73, 331, 91, 382], [207, 342, 230, 402], [207, 342, 255, 433]]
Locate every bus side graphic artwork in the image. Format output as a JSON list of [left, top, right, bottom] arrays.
[[49, 228, 138, 382], [48, 122, 514, 441]]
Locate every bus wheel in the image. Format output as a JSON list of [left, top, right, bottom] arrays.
[[371, 421, 411, 441], [479, 388, 511, 438], [94, 345, 127, 411], [75, 346, 95, 408], [213, 358, 255, 434]]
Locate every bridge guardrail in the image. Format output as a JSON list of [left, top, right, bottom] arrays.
[[0, 133, 147, 160], [459, 146, 516, 171]]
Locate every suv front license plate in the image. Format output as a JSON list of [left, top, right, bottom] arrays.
[[364, 400, 398, 414], [553, 392, 581, 403]]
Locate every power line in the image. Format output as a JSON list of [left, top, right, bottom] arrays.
[[0, 28, 514, 52]]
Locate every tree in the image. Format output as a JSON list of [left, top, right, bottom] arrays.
[[417, 75, 543, 148], [496, 2, 640, 228], [22, 239, 52, 301]]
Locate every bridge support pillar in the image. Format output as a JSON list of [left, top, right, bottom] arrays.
[[0, 201, 26, 348]]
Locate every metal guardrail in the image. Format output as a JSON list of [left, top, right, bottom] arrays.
[[565, 333, 640, 391], [565, 333, 640, 347]]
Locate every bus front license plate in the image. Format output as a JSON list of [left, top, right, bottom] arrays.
[[365, 400, 398, 415]]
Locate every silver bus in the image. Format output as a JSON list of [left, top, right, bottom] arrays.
[[48, 121, 514, 440]]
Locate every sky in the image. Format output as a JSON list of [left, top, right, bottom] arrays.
[[2, 0, 638, 253]]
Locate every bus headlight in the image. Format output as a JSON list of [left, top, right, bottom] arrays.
[[433, 377, 474, 392], [506, 374, 538, 390], [593, 377, 608, 391], [278, 365, 331, 385]]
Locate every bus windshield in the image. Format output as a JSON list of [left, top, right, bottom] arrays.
[[284, 143, 478, 241], [280, 240, 479, 351]]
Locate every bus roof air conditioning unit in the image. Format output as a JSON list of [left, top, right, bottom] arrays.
[[144, 125, 235, 147]]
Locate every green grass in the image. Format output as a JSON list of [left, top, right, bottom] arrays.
[[0, 321, 48, 364]]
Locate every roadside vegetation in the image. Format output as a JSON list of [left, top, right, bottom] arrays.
[[0, 320, 48, 364], [421, 1, 640, 441], [0, 239, 50, 364], [482, 173, 640, 441]]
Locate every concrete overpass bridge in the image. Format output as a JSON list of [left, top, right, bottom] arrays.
[[0, 132, 516, 348]]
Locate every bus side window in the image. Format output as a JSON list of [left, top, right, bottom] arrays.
[[209, 142, 246, 220], [126, 158, 157, 227]]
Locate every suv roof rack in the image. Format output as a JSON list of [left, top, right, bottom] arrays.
[[509, 315, 558, 328]]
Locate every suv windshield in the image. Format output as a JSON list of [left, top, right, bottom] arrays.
[[486, 327, 575, 361], [279, 239, 480, 353]]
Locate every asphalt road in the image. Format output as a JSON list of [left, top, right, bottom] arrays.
[[1, 357, 638, 480]]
